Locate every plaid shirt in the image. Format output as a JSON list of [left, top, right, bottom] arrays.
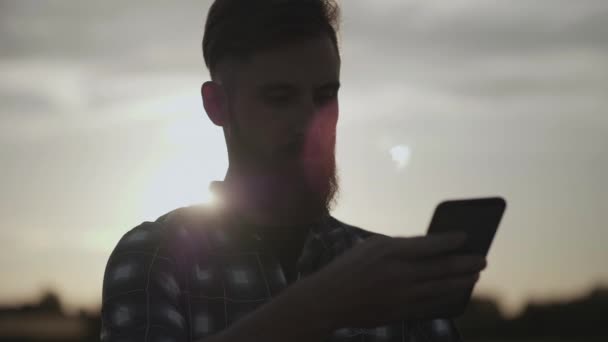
[[101, 201, 464, 341]]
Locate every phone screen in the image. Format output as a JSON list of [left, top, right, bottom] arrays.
[[426, 197, 507, 256]]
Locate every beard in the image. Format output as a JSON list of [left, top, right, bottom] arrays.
[[228, 116, 340, 222]]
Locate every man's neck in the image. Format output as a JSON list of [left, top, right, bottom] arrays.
[[215, 166, 328, 228]]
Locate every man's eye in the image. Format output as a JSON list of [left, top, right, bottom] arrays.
[[266, 94, 292, 104], [315, 92, 337, 105]]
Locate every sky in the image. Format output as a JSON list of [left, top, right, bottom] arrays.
[[1, 0, 607, 317]]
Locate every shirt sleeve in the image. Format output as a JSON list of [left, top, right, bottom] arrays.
[[100, 221, 190, 342]]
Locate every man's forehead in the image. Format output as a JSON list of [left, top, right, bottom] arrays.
[[239, 36, 340, 87], [256, 81, 341, 92]]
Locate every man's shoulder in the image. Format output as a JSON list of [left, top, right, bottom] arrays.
[[155, 203, 216, 228], [109, 204, 215, 257]]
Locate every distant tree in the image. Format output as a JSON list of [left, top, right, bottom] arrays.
[[37, 290, 63, 314], [508, 285, 608, 338], [80, 309, 102, 342]]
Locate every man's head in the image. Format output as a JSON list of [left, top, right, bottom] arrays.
[[201, 0, 342, 221]]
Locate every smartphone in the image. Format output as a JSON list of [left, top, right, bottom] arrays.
[[425, 197, 506, 318], [426, 197, 506, 256]]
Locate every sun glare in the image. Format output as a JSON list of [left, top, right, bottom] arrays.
[[136, 113, 226, 221], [133, 91, 229, 220], [390, 144, 411, 170], [139, 163, 218, 221]]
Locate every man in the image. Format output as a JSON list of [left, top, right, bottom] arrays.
[[101, 1, 487, 341]]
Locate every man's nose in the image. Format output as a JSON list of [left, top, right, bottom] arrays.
[[287, 99, 317, 134]]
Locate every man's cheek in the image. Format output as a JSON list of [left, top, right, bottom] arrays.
[[305, 113, 336, 158]]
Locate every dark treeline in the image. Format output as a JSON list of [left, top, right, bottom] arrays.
[[457, 287, 608, 340], [0, 291, 100, 342], [1, 287, 607, 341]]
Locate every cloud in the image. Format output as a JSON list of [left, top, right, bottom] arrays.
[[1, 0, 606, 135], [345, 0, 608, 56], [0, 0, 209, 71], [337, 0, 608, 123], [0, 1, 215, 143], [0, 59, 89, 114], [0, 56, 206, 142]]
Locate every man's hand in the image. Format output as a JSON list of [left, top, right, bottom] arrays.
[[305, 233, 486, 329]]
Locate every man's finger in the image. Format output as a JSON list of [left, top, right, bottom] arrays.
[[388, 232, 467, 259], [410, 255, 486, 281], [405, 272, 479, 301]]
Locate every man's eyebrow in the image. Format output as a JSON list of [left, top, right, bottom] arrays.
[[258, 82, 341, 92], [258, 83, 299, 93], [317, 81, 341, 91]]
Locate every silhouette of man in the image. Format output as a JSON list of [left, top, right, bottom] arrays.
[[101, 1, 486, 341]]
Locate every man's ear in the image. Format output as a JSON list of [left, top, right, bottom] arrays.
[[201, 81, 228, 127]]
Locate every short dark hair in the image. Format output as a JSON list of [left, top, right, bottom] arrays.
[[202, 0, 341, 78]]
